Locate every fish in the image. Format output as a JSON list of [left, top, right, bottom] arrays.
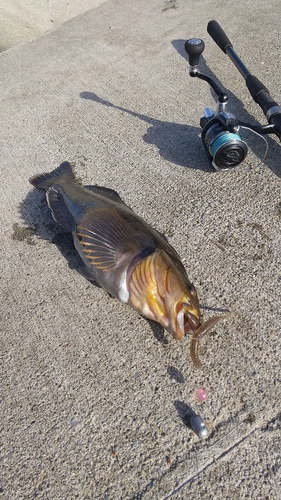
[[29, 161, 227, 367]]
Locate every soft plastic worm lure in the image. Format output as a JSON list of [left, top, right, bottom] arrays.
[[190, 315, 229, 368]]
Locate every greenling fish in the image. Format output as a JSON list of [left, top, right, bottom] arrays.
[[30, 162, 227, 367]]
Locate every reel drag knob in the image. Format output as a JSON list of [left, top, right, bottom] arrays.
[[185, 38, 205, 70]]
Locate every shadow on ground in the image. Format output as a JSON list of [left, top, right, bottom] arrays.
[[80, 90, 208, 171], [19, 186, 171, 345], [80, 41, 280, 177]]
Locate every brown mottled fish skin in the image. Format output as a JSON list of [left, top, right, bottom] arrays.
[[29, 162, 205, 343]]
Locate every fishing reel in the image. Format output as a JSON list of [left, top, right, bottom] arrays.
[[200, 107, 248, 171], [185, 23, 281, 171]]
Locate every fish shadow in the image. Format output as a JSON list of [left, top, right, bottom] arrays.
[[20, 188, 101, 287], [145, 319, 169, 346], [20, 188, 173, 344]]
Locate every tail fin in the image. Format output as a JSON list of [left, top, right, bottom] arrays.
[[29, 161, 75, 190]]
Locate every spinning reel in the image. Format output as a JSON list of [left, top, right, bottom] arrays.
[[185, 21, 281, 171]]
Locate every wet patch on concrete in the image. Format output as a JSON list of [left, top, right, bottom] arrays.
[[11, 222, 37, 245]]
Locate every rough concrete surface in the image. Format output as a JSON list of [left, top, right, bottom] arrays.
[[0, 0, 107, 52], [1, 0, 281, 499]]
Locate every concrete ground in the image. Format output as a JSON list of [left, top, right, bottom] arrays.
[[1, 0, 281, 498], [0, 0, 106, 52]]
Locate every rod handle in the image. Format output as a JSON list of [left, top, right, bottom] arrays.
[[207, 20, 232, 53]]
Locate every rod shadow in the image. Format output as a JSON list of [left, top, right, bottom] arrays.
[[80, 90, 208, 171], [80, 40, 280, 177]]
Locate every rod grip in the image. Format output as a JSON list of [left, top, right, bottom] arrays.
[[207, 20, 233, 53], [246, 75, 280, 117]]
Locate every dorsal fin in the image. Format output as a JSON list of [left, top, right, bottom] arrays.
[[84, 185, 127, 205]]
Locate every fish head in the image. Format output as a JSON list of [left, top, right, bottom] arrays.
[[128, 249, 200, 339]]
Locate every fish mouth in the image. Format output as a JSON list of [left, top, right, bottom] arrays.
[[127, 249, 200, 339], [171, 302, 200, 339]]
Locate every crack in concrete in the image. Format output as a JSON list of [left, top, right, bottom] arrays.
[[162, 415, 280, 499], [134, 413, 280, 499]]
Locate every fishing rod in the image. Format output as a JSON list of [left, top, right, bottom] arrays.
[[184, 20, 281, 171]]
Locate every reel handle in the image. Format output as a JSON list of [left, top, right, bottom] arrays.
[[185, 38, 205, 67]]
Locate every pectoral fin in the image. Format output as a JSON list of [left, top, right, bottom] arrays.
[[75, 208, 140, 271], [46, 187, 75, 231]]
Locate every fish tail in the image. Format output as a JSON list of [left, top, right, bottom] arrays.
[[29, 161, 75, 190]]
